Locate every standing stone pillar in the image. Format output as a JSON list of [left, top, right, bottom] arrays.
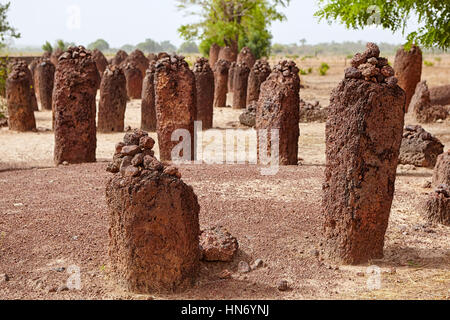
[[92, 49, 109, 80], [98, 65, 128, 133], [209, 43, 220, 69], [53, 46, 100, 165], [256, 60, 300, 165], [6, 61, 36, 131], [193, 58, 214, 130], [232, 62, 250, 109], [111, 50, 128, 66], [213, 59, 230, 109], [322, 43, 405, 265], [124, 49, 149, 78], [155, 55, 197, 161], [247, 59, 271, 105], [141, 61, 157, 132], [394, 45, 422, 112], [106, 130, 200, 293], [123, 63, 143, 99], [29, 58, 40, 111], [35, 59, 55, 111], [237, 46, 256, 69], [228, 62, 236, 93], [432, 150, 450, 187], [218, 46, 237, 63]]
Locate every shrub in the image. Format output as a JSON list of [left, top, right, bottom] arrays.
[[319, 62, 330, 76], [424, 60, 434, 67]]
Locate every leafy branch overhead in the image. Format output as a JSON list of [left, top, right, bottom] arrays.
[[177, 0, 291, 58], [0, 2, 20, 49], [315, 0, 450, 50]]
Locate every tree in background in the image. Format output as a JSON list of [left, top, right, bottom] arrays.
[[315, 0, 450, 50], [54, 39, 75, 51], [120, 44, 136, 53], [177, 0, 290, 59], [0, 2, 20, 50], [160, 40, 177, 53], [87, 39, 110, 51], [178, 41, 199, 54], [136, 39, 161, 53]]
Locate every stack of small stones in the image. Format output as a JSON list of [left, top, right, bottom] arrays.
[[299, 99, 328, 123], [271, 60, 300, 85], [107, 129, 181, 179], [345, 43, 397, 87], [155, 54, 187, 71]]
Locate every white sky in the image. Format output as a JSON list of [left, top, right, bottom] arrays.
[[6, 0, 419, 48]]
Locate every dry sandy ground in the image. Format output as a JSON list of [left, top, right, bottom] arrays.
[[0, 55, 449, 300]]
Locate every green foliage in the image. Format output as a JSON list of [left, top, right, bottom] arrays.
[[135, 39, 177, 53], [0, 56, 10, 97], [120, 44, 135, 53], [299, 68, 312, 75], [178, 41, 199, 54], [319, 62, 330, 76], [54, 40, 74, 51], [177, 0, 290, 59], [423, 60, 434, 67], [42, 41, 53, 53], [87, 39, 110, 51], [315, 0, 450, 50], [0, 2, 20, 50]]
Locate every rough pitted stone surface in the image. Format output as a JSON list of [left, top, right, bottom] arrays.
[[394, 45, 422, 111], [299, 99, 328, 123], [35, 59, 55, 111], [239, 102, 256, 127], [430, 85, 450, 106], [155, 55, 197, 161], [106, 131, 200, 293], [237, 46, 256, 69], [218, 46, 237, 63], [209, 44, 220, 69], [123, 63, 143, 99], [124, 49, 149, 78], [433, 150, 450, 187], [193, 58, 214, 130], [147, 53, 157, 62], [247, 59, 271, 105], [213, 59, 230, 108], [232, 62, 250, 109], [422, 184, 450, 226], [227, 62, 237, 93], [53, 46, 100, 165], [92, 49, 109, 79], [256, 60, 300, 165], [111, 50, 128, 66], [323, 43, 405, 265], [50, 48, 63, 67], [6, 60, 36, 131], [409, 81, 448, 123], [98, 65, 127, 133], [399, 125, 444, 168], [141, 61, 157, 132], [28, 59, 39, 111], [157, 52, 170, 60], [199, 226, 239, 262]]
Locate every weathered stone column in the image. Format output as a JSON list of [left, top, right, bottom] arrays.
[[422, 185, 449, 226], [430, 84, 450, 106], [432, 150, 450, 187], [6, 60, 36, 131], [394, 45, 422, 112], [111, 50, 128, 66], [228, 62, 236, 93], [50, 48, 63, 67], [106, 130, 200, 293], [232, 62, 250, 109], [35, 59, 55, 111], [98, 65, 127, 133], [409, 81, 448, 123], [247, 59, 271, 105], [141, 61, 157, 132], [193, 58, 214, 130], [123, 62, 143, 99], [155, 55, 197, 161], [53, 46, 100, 165], [237, 46, 256, 69], [29, 58, 40, 111], [92, 49, 109, 79], [256, 60, 300, 165], [213, 59, 230, 109], [322, 43, 405, 265], [218, 45, 237, 63], [124, 49, 149, 78], [209, 43, 220, 69]]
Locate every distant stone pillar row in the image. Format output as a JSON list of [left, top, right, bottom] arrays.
[[232, 62, 250, 109], [155, 55, 197, 161], [209, 43, 220, 70], [256, 60, 300, 166], [98, 65, 128, 133], [141, 61, 157, 132], [323, 43, 405, 265], [123, 63, 143, 99], [35, 59, 55, 111], [193, 58, 214, 130], [213, 59, 230, 109], [228, 62, 236, 93], [53, 46, 100, 165], [6, 60, 36, 131], [247, 59, 271, 106]]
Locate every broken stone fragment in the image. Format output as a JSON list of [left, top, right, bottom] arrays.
[[139, 136, 155, 151], [121, 145, 141, 157], [199, 226, 239, 262]]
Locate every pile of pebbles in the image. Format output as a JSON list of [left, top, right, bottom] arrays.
[[106, 129, 181, 179], [345, 43, 397, 86], [58, 46, 92, 62], [273, 60, 300, 80], [155, 54, 188, 71]]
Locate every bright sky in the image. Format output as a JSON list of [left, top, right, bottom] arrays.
[[7, 0, 419, 48]]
